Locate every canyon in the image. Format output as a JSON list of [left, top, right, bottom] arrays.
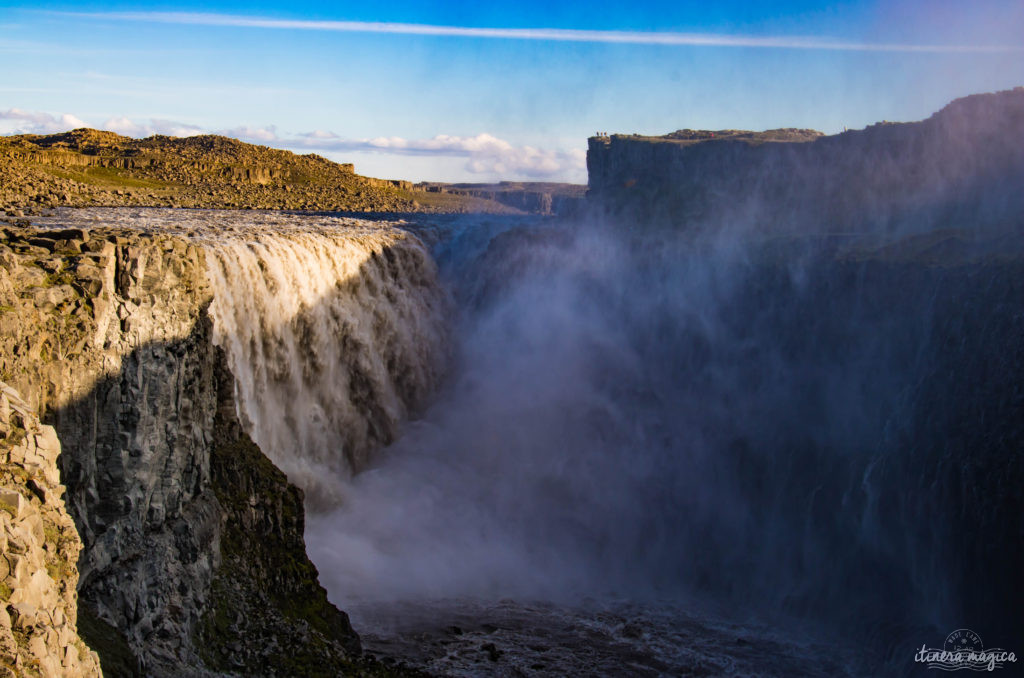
[[0, 88, 1022, 676]]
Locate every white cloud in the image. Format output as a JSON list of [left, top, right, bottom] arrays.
[[285, 132, 585, 180], [151, 118, 205, 136], [302, 129, 339, 140], [59, 11, 1024, 53], [0, 108, 86, 133], [100, 115, 143, 135], [0, 108, 205, 139], [361, 133, 515, 155], [102, 116, 204, 137], [221, 125, 279, 142]]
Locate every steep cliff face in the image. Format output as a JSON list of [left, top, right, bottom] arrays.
[[0, 225, 225, 672], [571, 88, 1024, 659], [194, 353, 363, 675], [0, 382, 101, 678], [587, 87, 1024, 233], [0, 211, 444, 675]]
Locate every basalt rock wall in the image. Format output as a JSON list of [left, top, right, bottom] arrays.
[[0, 381, 102, 678], [587, 88, 1024, 234]]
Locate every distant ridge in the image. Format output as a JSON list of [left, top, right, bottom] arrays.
[[415, 181, 586, 215]]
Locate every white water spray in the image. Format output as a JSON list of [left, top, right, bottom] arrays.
[[203, 218, 447, 504]]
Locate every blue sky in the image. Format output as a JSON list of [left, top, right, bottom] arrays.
[[1, 1, 1023, 183]]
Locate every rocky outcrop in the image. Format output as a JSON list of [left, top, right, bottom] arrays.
[[0, 220, 400, 675], [0, 381, 101, 678], [362, 177, 414, 191], [0, 224, 233, 673], [587, 87, 1024, 233], [0, 226, 223, 668], [0, 128, 522, 215]]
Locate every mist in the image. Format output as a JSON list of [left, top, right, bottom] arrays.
[[169, 91, 1024, 675], [302, 202, 1022, 672]]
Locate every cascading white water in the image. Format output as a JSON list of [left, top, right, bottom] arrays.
[[202, 216, 448, 505], [31, 207, 449, 506]]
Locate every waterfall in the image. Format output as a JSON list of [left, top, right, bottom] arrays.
[[303, 217, 1023, 669], [26, 207, 1022, 673], [204, 219, 447, 505]]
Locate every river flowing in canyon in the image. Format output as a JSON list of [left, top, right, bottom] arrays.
[[31, 206, 1022, 676]]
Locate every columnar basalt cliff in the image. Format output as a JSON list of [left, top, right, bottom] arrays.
[[0, 213, 445, 675], [587, 88, 1024, 233], [1, 225, 232, 673], [0, 382, 101, 678]]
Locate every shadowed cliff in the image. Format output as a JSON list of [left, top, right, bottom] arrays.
[[587, 87, 1024, 237], [49, 325, 365, 677]]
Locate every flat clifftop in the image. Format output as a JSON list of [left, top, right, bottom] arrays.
[[592, 127, 824, 146], [0, 128, 516, 215], [587, 87, 1024, 234]]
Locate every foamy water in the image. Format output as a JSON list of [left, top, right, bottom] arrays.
[[33, 207, 449, 505]]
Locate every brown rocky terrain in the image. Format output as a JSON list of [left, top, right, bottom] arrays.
[[0, 129, 514, 215]]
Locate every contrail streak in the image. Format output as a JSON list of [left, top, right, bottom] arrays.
[[55, 11, 1023, 53]]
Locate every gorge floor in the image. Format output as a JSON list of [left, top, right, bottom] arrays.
[[344, 597, 862, 678]]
